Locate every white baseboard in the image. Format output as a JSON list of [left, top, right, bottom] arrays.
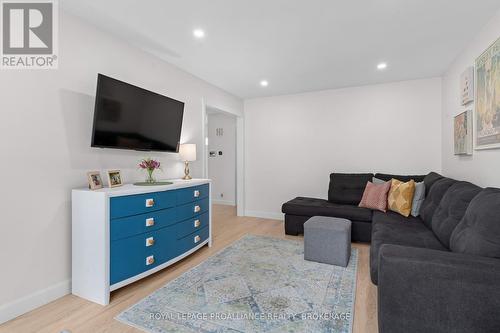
[[245, 210, 284, 221], [0, 279, 71, 324], [212, 199, 236, 206]]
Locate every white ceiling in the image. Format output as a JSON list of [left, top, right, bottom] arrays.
[[62, 0, 500, 99]]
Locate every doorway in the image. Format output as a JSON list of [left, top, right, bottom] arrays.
[[202, 104, 244, 216], [207, 108, 236, 206]]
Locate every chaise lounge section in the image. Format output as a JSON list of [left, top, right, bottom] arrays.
[[282, 196, 373, 242]]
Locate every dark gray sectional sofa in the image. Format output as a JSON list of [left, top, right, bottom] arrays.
[[282, 171, 500, 333]]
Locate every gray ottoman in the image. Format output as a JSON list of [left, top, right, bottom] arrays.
[[304, 216, 351, 267]]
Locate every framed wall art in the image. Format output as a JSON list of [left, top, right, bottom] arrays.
[[475, 37, 500, 150], [454, 110, 473, 155], [461, 66, 474, 105]]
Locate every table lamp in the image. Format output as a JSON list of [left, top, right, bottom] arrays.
[[179, 143, 196, 180]]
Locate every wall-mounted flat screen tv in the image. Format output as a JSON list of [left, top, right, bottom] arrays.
[[91, 74, 184, 152]]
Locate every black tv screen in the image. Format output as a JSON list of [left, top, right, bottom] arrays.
[[91, 74, 184, 152]]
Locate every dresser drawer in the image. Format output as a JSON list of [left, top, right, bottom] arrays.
[[177, 184, 209, 205], [110, 225, 175, 285], [111, 208, 179, 241], [110, 190, 177, 219], [177, 198, 209, 221], [176, 226, 209, 256], [175, 212, 209, 240]]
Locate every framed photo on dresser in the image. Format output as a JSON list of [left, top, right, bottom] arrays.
[[107, 170, 123, 188], [87, 171, 103, 190]]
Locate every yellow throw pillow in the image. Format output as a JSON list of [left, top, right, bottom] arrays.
[[387, 179, 416, 217]]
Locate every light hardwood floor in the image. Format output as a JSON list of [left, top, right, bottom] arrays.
[[0, 205, 378, 333]]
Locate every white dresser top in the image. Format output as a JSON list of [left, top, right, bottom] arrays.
[[73, 178, 211, 197]]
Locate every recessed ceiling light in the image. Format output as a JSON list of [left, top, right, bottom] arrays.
[[260, 80, 269, 87], [193, 29, 205, 39], [377, 62, 388, 70]]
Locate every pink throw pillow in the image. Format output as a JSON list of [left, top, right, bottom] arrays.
[[358, 181, 391, 212]]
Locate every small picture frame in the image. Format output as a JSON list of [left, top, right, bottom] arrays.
[[454, 110, 473, 155], [107, 170, 123, 188], [460, 66, 474, 106], [87, 171, 103, 190]]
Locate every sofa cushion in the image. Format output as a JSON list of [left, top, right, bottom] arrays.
[[450, 188, 500, 259], [282, 197, 372, 222], [359, 181, 391, 212], [419, 178, 457, 228], [372, 210, 424, 228], [374, 173, 425, 183], [370, 214, 447, 284], [328, 173, 374, 205], [423, 172, 444, 195], [431, 182, 481, 248]]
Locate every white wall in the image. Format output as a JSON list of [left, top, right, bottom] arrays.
[[442, 10, 500, 187], [244, 78, 442, 219], [207, 112, 237, 205], [0, 11, 242, 323]]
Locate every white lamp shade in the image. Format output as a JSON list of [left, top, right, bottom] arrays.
[[179, 143, 197, 161]]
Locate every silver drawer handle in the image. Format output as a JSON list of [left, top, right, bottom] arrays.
[[145, 198, 155, 208], [194, 235, 201, 243], [145, 218, 155, 227], [194, 205, 201, 213], [194, 219, 201, 228], [145, 237, 155, 247], [194, 190, 200, 198], [146, 255, 155, 265]]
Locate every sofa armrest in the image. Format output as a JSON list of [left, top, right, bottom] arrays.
[[378, 244, 500, 333]]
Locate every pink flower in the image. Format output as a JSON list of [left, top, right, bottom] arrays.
[[138, 158, 161, 171]]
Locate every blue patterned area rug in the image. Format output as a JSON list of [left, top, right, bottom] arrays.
[[117, 235, 358, 333]]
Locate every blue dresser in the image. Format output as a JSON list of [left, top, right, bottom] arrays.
[[71, 180, 211, 305]]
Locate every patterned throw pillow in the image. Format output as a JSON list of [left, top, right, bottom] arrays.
[[388, 179, 416, 217], [358, 181, 392, 212]]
